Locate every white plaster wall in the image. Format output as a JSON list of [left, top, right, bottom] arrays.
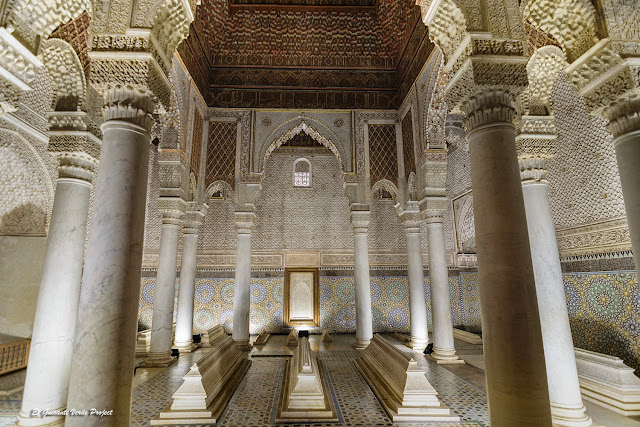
[[0, 236, 47, 337]]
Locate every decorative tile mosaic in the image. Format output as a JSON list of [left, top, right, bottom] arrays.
[[563, 271, 640, 374], [455, 270, 640, 376], [139, 275, 469, 336], [459, 272, 482, 333]]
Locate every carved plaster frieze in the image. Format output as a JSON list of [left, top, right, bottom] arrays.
[[555, 217, 632, 258], [284, 251, 320, 267], [456, 253, 477, 267]]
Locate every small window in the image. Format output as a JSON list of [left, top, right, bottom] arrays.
[[293, 158, 312, 187]]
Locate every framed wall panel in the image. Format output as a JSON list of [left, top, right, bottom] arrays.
[[284, 268, 319, 327]]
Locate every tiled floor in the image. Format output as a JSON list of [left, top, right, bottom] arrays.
[[130, 334, 487, 427], [4, 333, 638, 426]]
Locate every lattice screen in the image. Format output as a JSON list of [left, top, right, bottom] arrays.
[[190, 109, 203, 176], [401, 112, 415, 178], [206, 121, 237, 188], [368, 124, 398, 186]]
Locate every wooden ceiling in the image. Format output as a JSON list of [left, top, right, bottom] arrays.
[[178, 0, 433, 109]]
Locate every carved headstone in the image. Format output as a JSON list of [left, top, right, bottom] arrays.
[[200, 325, 226, 348], [276, 337, 338, 422], [355, 335, 459, 422], [285, 329, 299, 347], [151, 334, 251, 425], [254, 331, 270, 346]]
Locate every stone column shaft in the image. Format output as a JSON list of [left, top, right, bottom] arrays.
[[352, 211, 372, 349], [426, 216, 462, 364], [174, 207, 205, 353], [613, 129, 640, 274], [405, 225, 428, 351], [144, 213, 182, 366], [464, 90, 552, 426], [232, 213, 254, 350], [66, 89, 155, 427], [17, 153, 95, 427], [521, 173, 592, 426]]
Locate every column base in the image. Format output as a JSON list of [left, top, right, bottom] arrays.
[[353, 338, 370, 350], [16, 411, 65, 427], [551, 402, 597, 427], [139, 351, 177, 368], [234, 339, 252, 351], [427, 348, 465, 364], [407, 337, 428, 352], [173, 340, 200, 354]]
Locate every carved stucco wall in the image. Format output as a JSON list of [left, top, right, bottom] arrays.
[[253, 150, 352, 251], [546, 72, 626, 229], [0, 69, 56, 236], [143, 145, 162, 252]]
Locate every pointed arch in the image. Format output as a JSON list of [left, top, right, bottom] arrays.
[[260, 118, 346, 174], [206, 180, 233, 200], [372, 179, 400, 204]]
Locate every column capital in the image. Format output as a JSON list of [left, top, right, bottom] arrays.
[[235, 211, 256, 234], [102, 86, 156, 132], [157, 197, 187, 226], [418, 196, 448, 224], [350, 210, 370, 233], [607, 94, 640, 140], [515, 115, 557, 184], [462, 89, 518, 133], [399, 207, 422, 234], [182, 202, 208, 235], [47, 112, 101, 184]]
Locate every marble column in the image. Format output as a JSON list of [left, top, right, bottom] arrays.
[[17, 151, 97, 427], [404, 222, 428, 351], [463, 90, 552, 426], [65, 88, 155, 427], [142, 198, 185, 367], [520, 155, 593, 426], [426, 213, 463, 364], [174, 205, 207, 353], [351, 210, 373, 349], [232, 211, 255, 350], [609, 104, 640, 274]]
